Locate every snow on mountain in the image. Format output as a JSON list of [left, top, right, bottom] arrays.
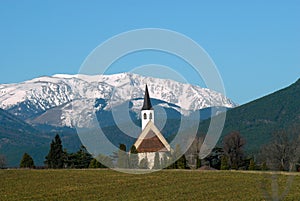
[[0, 73, 237, 128]]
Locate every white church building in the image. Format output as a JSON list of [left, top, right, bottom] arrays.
[[133, 85, 171, 169]]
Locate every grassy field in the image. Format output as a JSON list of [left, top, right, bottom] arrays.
[[1, 169, 300, 201]]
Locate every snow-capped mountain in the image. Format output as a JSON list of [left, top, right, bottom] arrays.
[[0, 73, 237, 128]]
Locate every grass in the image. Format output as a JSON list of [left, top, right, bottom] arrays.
[[1, 169, 300, 201]]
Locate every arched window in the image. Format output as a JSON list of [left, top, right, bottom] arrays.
[[149, 113, 152, 119], [143, 113, 147, 119]]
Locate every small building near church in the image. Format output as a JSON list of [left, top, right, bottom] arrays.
[[133, 85, 171, 169]]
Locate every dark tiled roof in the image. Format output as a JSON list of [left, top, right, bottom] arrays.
[[136, 129, 168, 152], [141, 84, 153, 110]]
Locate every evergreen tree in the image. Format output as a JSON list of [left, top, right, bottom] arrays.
[[176, 154, 187, 169], [74, 145, 93, 168], [97, 154, 114, 168], [220, 155, 229, 170], [89, 154, 113, 168], [139, 156, 148, 169], [45, 134, 64, 168], [261, 162, 268, 171], [0, 154, 6, 169], [172, 144, 183, 169], [117, 144, 129, 168], [20, 153, 34, 168], [89, 158, 101, 168], [65, 152, 76, 168], [161, 153, 168, 169], [196, 156, 201, 169], [173, 144, 182, 162], [129, 145, 139, 169], [248, 158, 255, 170], [153, 152, 160, 169]]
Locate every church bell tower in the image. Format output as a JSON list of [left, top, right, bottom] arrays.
[[141, 85, 154, 130]]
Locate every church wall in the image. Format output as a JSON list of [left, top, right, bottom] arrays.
[[141, 110, 154, 130], [138, 152, 168, 169]]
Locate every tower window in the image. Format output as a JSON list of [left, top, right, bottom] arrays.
[[143, 113, 147, 119], [149, 113, 152, 119]]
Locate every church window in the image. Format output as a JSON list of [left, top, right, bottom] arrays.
[[143, 113, 147, 119], [149, 113, 152, 119]]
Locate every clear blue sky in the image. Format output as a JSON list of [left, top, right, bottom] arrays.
[[0, 1, 299, 104]]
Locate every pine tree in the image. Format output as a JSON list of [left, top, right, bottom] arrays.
[[261, 162, 268, 171], [177, 154, 187, 169], [172, 144, 183, 169], [89, 154, 113, 168], [173, 144, 182, 161], [89, 158, 101, 168], [0, 154, 6, 169], [129, 145, 139, 169], [45, 134, 64, 168], [74, 145, 93, 168], [160, 158, 164, 169], [117, 144, 129, 168], [153, 152, 160, 169], [196, 156, 201, 169], [20, 153, 34, 168], [97, 154, 113, 168], [248, 158, 255, 170], [220, 155, 229, 170], [139, 156, 148, 169], [161, 153, 168, 169]]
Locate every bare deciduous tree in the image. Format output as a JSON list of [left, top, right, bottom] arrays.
[[260, 129, 300, 171], [185, 136, 204, 169], [223, 131, 246, 170]]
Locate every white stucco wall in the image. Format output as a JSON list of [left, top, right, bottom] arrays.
[[141, 110, 154, 130], [138, 152, 168, 169]]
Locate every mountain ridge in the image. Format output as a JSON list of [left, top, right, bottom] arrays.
[[0, 73, 237, 128]]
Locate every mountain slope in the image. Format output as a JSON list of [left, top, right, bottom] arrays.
[[0, 108, 46, 145], [0, 108, 51, 166], [199, 78, 300, 154], [0, 73, 236, 128], [0, 108, 82, 167]]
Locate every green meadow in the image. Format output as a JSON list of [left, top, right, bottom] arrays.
[[1, 169, 300, 201]]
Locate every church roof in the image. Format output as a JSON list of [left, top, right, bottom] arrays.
[[141, 85, 153, 110], [134, 121, 170, 153], [136, 130, 168, 152]]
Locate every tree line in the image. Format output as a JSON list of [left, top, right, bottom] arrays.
[[10, 127, 300, 171], [186, 128, 300, 171], [19, 134, 110, 169], [18, 134, 188, 170]]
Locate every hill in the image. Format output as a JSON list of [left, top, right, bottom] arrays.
[[0, 108, 50, 166], [199, 78, 300, 154], [0, 108, 82, 166]]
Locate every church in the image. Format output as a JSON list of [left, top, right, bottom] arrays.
[[133, 85, 171, 169]]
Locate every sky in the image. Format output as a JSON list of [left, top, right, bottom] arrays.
[[0, 1, 299, 104]]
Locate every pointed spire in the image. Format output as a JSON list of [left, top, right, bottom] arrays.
[[141, 84, 153, 110]]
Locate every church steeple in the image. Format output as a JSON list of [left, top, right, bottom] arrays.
[[141, 84, 153, 110], [141, 84, 154, 130]]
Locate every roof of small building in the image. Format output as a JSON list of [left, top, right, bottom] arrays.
[[136, 130, 168, 152], [134, 121, 170, 153]]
